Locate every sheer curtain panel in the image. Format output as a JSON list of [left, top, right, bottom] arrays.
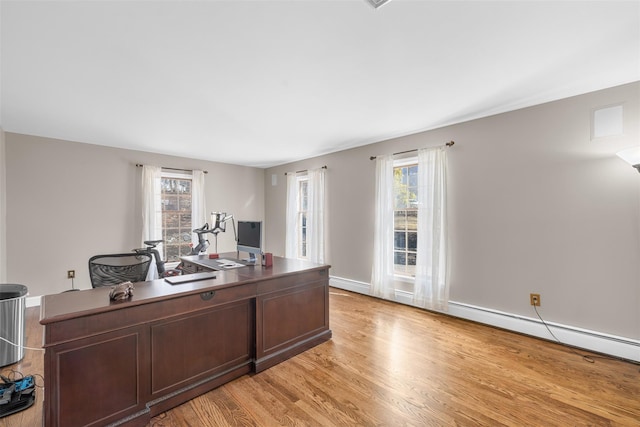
[[285, 173, 298, 259], [191, 170, 207, 248], [371, 154, 396, 300], [141, 165, 162, 280], [414, 147, 449, 310], [306, 167, 326, 264]]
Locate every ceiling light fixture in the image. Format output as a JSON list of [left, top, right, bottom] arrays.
[[616, 146, 640, 173], [366, 0, 393, 9]]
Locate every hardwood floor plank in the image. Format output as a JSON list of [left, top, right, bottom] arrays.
[[1, 290, 638, 427]]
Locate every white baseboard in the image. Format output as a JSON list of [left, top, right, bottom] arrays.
[[329, 276, 640, 363], [26, 296, 41, 308]]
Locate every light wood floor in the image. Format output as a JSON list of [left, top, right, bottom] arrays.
[[2, 289, 639, 426]]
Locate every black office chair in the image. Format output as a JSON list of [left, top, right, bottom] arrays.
[[88, 253, 153, 288]]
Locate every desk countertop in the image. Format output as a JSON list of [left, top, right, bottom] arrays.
[[181, 253, 330, 280], [40, 253, 329, 325]]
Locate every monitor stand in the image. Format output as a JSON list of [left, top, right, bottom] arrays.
[[238, 252, 258, 264]]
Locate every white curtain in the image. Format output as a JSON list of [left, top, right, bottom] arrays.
[[413, 147, 449, 310], [306, 167, 326, 264], [285, 173, 298, 259], [141, 165, 162, 280], [191, 170, 207, 248], [371, 154, 396, 300]]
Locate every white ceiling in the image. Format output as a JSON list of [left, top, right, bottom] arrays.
[[2, 0, 639, 168]]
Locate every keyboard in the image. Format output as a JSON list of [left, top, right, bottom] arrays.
[[165, 272, 217, 285]]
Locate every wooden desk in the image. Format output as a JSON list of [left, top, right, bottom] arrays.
[[40, 256, 331, 427]]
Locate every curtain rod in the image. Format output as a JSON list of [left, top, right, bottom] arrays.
[[369, 140, 455, 161], [135, 164, 208, 174], [284, 165, 327, 175]]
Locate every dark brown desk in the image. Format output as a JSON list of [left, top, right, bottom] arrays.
[[40, 255, 331, 427]]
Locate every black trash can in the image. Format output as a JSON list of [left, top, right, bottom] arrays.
[[0, 284, 28, 367]]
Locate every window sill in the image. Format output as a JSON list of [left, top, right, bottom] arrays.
[[394, 275, 415, 293]]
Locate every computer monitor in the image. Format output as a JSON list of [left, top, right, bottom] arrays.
[[236, 221, 262, 263]]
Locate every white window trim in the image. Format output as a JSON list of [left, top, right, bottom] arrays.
[[394, 156, 417, 167], [161, 170, 191, 180]]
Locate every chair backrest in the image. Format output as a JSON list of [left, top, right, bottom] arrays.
[[88, 253, 153, 288]]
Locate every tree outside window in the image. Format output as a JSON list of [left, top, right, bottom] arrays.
[[394, 162, 418, 277], [161, 174, 193, 261]]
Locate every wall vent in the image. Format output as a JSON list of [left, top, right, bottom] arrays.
[[591, 104, 624, 140]]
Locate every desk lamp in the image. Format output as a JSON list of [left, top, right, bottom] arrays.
[[210, 212, 237, 253]]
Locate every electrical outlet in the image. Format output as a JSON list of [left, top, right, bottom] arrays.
[[530, 293, 541, 306], [67, 270, 75, 279]]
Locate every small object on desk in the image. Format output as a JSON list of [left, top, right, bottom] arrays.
[[165, 272, 217, 285], [109, 282, 134, 301], [262, 252, 273, 267], [208, 253, 219, 259], [216, 259, 246, 269]]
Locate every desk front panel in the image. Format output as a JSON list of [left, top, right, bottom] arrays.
[[44, 323, 150, 427], [150, 298, 253, 395], [254, 268, 331, 372]]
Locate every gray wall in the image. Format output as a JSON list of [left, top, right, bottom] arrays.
[[3, 83, 638, 345], [264, 82, 640, 341], [5, 133, 264, 296], [0, 127, 6, 283]]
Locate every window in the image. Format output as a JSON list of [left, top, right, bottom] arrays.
[[286, 167, 325, 264], [297, 177, 309, 259], [393, 160, 418, 277], [372, 148, 448, 309], [161, 172, 192, 261]]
